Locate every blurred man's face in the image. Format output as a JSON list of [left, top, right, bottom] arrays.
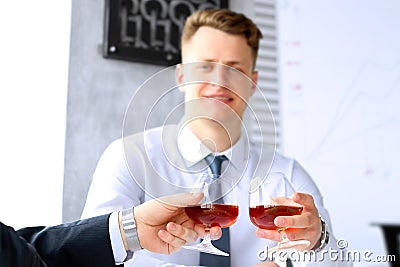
[[178, 26, 258, 122]]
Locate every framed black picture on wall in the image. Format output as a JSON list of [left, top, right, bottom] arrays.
[[103, 0, 229, 66]]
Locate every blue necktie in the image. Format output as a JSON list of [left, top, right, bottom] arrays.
[[200, 155, 230, 267]]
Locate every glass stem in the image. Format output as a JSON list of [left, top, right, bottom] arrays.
[[201, 228, 212, 245], [278, 228, 289, 244]]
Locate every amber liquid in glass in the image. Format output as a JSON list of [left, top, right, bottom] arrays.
[[249, 205, 303, 230], [185, 204, 239, 228]]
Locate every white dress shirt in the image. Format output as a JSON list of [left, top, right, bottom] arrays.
[[84, 124, 352, 266], [109, 211, 128, 264]]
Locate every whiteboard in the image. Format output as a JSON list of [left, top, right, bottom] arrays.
[[278, 0, 400, 265]]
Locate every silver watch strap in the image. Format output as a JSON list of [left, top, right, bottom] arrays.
[[314, 216, 330, 252], [121, 208, 143, 253]]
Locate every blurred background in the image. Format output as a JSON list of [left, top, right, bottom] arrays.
[[0, 0, 399, 266]]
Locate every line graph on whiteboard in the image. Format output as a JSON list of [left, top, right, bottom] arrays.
[[278, 1, 400, 261], [278, 0, 400, 182], [305, 60, 400, 180]]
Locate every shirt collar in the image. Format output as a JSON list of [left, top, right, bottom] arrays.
[[177, 125, 210, 167], [177, 124, 249, 170]]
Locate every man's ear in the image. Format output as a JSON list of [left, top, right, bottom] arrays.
[[175, 64, 185, 92], [250, 70, 258, 96]]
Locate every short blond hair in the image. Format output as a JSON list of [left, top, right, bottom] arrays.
[[181, 9, 263, 67]]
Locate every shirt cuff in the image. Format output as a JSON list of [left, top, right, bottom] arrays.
[[109, 211, 128, 264]]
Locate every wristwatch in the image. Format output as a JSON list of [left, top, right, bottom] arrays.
[[313, 217, 330, 252], [121, 208, 143, 259]]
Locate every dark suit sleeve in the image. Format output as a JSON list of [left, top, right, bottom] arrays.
[[16, 214, 119, 267], [0, 222, 47, 267]]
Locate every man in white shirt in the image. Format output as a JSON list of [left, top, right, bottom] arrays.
[[82, 9, 351, 266]]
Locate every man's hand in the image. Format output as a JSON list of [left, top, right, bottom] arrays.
[[255, 192, 322, 250], [134, 192, 222, 254]]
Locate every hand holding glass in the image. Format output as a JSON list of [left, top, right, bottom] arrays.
[[249, 172, 310, 256], [183, 173, 238, 256]]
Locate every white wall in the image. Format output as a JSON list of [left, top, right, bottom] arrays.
[[0, 1, 71, 228]]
